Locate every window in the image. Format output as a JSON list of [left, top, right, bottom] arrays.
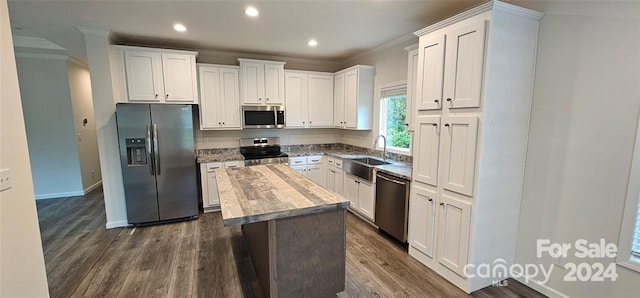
[[379, 82, 410, 153], [618, 115, 640, 272]]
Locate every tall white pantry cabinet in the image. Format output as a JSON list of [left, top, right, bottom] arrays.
[[407, 1, 543, 293]]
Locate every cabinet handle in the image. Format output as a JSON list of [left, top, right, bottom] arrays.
[[218, 122, 221, 125], [444, 123, 450, 127], [432, 123, 437, 127], [166, 94, 169, 99], [428, 198, 433, 202], [434, 99, 439, 103], [303, 121, 305, 124], [446, 98, 452, 102], [155, 94, 158, 99], [222, 122, 225, 125], [258, 98, 262, 101], [266, 98, 270, 101], [439, 202, 445, 206], [405, 123, 409, 126], [309, 121, 312, 124]]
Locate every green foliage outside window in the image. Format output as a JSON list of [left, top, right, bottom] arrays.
[[385, 96, 410, 149]]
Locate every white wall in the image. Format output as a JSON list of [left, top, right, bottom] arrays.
[[0, 0, 50, 295], [67, 59, 102, 192], [338, 39, 417, 150], [16, 55, 84, 199], [515, 8, 640, 297]]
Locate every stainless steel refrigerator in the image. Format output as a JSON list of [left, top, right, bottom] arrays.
[[116, 103, 198, 224]]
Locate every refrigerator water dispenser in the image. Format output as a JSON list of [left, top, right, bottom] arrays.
[[125, 138, 147, 166]]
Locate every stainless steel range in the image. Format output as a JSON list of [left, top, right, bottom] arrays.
[[240, 137, 289, 166]]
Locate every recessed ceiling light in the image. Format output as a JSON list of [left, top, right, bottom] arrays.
[[245, 6, 259, 17], [308, 39, 318, 47], [173, 23, 187, 32]]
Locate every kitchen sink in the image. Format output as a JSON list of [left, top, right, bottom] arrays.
[[349, 157, 391, 166], [342, 157, 391, 181]]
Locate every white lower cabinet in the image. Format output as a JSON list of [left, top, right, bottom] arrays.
[[200, 161, 244, 212], [408, 184, 437, 258], [325, 157, 344, 195], [289, 156, 324, 186], [344, 173, 375, 221], [437, 194, 472, 276]]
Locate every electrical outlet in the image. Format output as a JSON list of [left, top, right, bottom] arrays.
[[0, 168, 12, 192], [553, 256, 568, 269]]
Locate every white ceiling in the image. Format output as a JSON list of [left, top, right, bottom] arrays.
[[7, 0, 484, 62]]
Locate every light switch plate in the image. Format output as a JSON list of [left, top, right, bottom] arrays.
[[0, 168, 11, 192]]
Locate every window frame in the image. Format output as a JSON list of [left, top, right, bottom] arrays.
[[377, 81, 411, 155], [618, 114, 640, 273]]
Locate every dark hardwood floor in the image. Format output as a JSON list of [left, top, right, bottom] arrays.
[[36, 188, 545, 298]]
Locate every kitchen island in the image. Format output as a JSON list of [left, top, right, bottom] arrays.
[[216, 164, 349, 297]]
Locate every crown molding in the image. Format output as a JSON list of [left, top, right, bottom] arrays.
[[196, 48, 341, 68], [404, 43, 418, 52], [77, 27, 110, 38], [14, 52, 68, 60], [12, 36, 65, 50], [414, 0, 543, 37], [342, 32, 417, 65]]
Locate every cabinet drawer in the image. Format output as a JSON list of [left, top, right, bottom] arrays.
[[206, 162, 224, 172], [307, 155, 323, 165], [334, 158, 343, 168], [327, 157, 335, 166], [289, 156, 307, 166], [224, 161, 243, 168]]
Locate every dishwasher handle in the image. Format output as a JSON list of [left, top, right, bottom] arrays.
[[376, 172, 407, 185]]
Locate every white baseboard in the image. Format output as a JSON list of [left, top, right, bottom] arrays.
[[83, 180, 102, 194], [35, 190, 84, 200], [105, 220, 129, 229], [514, 276, 568, 298]]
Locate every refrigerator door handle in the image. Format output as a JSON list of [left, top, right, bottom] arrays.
[[153, 123, 161, 175], [145, 124, 155, 175]]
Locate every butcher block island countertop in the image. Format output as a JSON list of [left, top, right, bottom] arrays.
[[215, 164, 349, 297], [216, 164, 350, 227]]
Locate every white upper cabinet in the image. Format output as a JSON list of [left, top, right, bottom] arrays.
[[416, 35, 445, 111], [239, 59, 285, 105], [162, 54, 197, 102], [443, 20, 486, 109], [333, 73, 345, 127], [333, 65, 375, 130], [414, 116, 441, 187], [440, 116, 478, 197], [284, 71, 334, 128], [124, 51, 164, 102], [405, 44, 419, 131], [307, 74, 334, 127], [437, 194, 471, 277], [198, 64, 241, 130], [121, 46, 198, 104]]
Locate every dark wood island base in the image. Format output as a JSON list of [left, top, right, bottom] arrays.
[[243, 209, 346, 297]]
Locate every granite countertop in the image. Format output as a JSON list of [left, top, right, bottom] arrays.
[[197, 153, 244, 163], [216, 164, 350, 227], [283, 149, 413, 180]]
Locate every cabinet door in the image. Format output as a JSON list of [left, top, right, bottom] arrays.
[[220, 68, 241, 129], [408, 184, 436, 257], [326, 168, 336, 191], [333, 73, 345, 127], [344, 69, 359, 129], [125, 51, 164, 102], [290, 165, 307, 176], [199, 67, 222, 129], [162, 54, 196, 102], [241, 62, 265, 104], [334, 168, 344, 196], [307, 164, 324, 185], [416, 34, 445, 111], [285, 72, 307, 128], [441, 116, 478, 197], [414, 116, 441, 187], [343, 174, 359, 209], [358, 179, 375, 221], [437, 194, 472, 277], [264, 63, 284, 104], [308, 74, 334, 127], [406, 48, 419, 131], [443, 21, 486, 109], [205, 163, 223, 207]]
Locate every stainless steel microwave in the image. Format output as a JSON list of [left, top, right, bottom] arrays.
[[243, 105, 285, 129]]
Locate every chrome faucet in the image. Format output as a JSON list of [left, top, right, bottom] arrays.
[[374, 135, 387, 160]]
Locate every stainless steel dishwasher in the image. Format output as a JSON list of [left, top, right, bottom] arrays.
[[375, 171, 410, 243]]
